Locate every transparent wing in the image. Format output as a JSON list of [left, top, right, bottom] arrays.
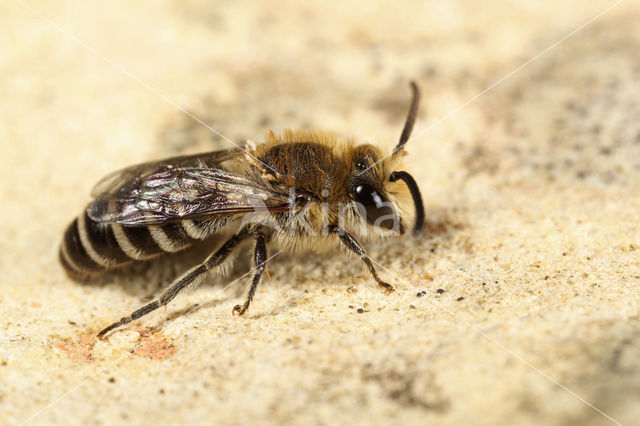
[[90, 148, 243, 198], [87, 166, 290, 226]]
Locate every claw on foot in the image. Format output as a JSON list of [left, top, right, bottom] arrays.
[[97, 315, 133, 339], [232, 304, 248, 316], [379, 282, 395, 294]]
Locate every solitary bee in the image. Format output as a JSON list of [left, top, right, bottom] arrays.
[[59, 82, 425, 338]]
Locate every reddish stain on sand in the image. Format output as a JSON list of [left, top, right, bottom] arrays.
[[56, 333, 97, 362], [130, 327, 176, 360], [56, 328, 175, 362]]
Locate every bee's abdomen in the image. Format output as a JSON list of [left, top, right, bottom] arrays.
[[59, 211, 210, 278]]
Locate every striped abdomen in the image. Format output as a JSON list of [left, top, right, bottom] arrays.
[[59, 210, 222, 278]]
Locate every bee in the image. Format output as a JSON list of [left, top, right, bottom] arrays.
[[59, 82, 426, 338]]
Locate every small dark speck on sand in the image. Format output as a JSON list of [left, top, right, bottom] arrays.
[[457, 297, 465, 302], [436, 288, 445, 294], [357, 308, 365, 314]]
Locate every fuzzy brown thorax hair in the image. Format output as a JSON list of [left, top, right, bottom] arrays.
[[249, 129, 406, 204]]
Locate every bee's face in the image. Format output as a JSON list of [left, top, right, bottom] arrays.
[[348, 144, 404, 233]]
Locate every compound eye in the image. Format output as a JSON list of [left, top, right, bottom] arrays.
[[355, 184, 383, 209], [354, 184, 398, 230]]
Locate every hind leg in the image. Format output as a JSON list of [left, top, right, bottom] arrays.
[[98, 229, 250, 338]]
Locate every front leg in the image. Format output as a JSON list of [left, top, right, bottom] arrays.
[[333, 227, 394, 293], [232, 232, 267, 315]]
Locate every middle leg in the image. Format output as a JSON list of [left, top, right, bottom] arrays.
[[232, 231, 268, 315]]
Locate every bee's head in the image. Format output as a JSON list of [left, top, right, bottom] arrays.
[[348, 82, 425, 236], [348, 144, 403, 233]]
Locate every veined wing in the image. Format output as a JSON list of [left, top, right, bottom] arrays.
[[90, 148, 243, 198], [87, 167, 290, 226]]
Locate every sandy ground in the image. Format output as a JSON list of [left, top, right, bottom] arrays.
[[2, 1, 640, 425]]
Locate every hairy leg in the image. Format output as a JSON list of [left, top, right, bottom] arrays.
[[98, 229, 250, 338], [333, 227, 394, 293], [232, 232, 267, 315]]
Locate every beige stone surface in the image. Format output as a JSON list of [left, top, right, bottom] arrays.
[[2, 1, 640, 425]]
